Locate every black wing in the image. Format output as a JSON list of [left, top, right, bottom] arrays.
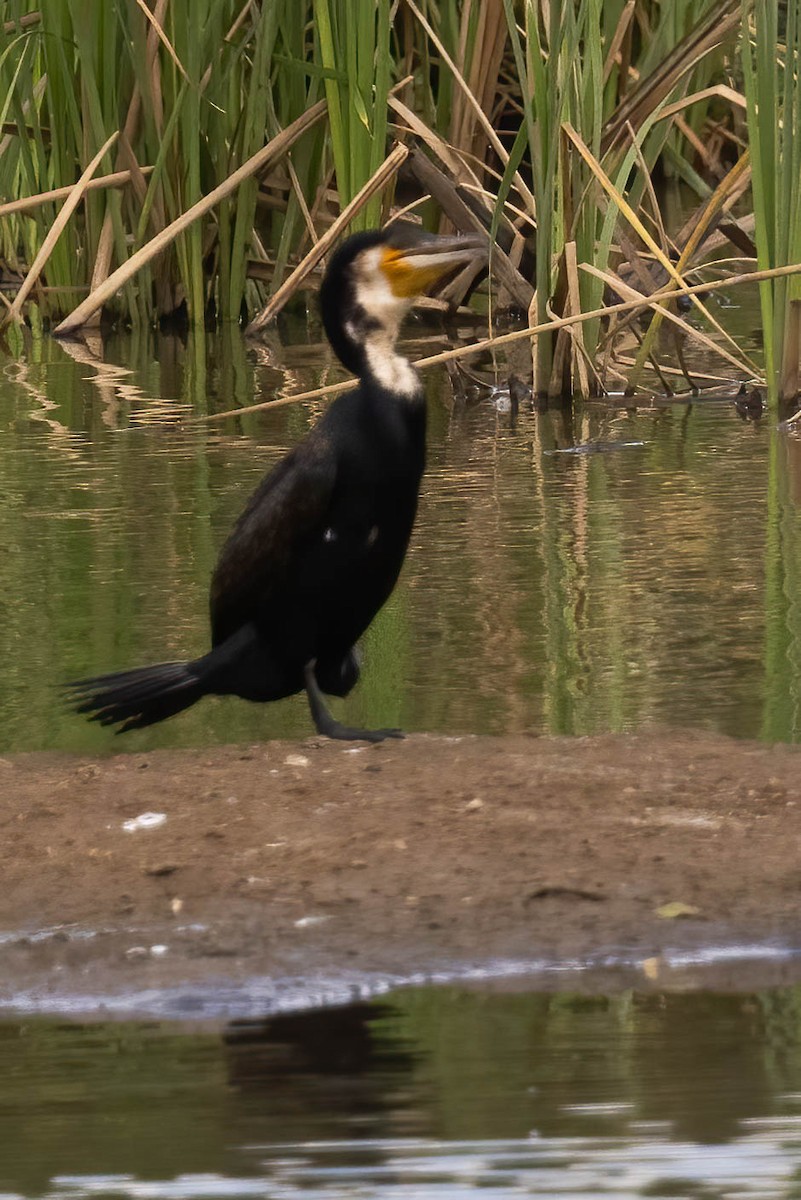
[[210, 429, 337, 646]]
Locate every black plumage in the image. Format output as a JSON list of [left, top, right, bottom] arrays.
[[68, 224, 485, 741]]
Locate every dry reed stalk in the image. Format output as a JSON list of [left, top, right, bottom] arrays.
[[675, 151, 753, 269], [564, 241, 590, 398], [603, 0, 637, 85], [88, 49, 152, 312], [144, 0, 171, 310], [2, 13, 39, 33], [0, 167, 155, 221], [3, 131, 119, 326], [404, 0, 536, 215], [563, 121, 757, 378], [601, 0, 743, 153], [583, 263, 755, 375], [388, 95, 481, 186], [245, 142, 409, 333], [205, 259, 801, 423], [133, 0, 190, 85], [628, 127, 672, 260], [407, 149, 533, 309], [53, 100, 327, 337], [448, 0, 508, 179], [675, 114, 718, 172], [0, 76, 46, 159], [286, 158, 319, 248], [657, 84, 747, 123], [147, 0, 166, 140], [87, 222, 116, 320], [620, 151, 754, 381], [199, 0, 254, 92], [87, 0, 172, 316]]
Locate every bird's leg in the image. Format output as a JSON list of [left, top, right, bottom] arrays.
[[303, 661, 404, 743]]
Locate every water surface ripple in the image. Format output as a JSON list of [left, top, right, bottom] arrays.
[[4, 984, 801, 1198], [1, 328, 800, 751]]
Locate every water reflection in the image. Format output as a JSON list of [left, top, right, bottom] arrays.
[[4, 987, 801, 1196], [0, 321, 800, 752]]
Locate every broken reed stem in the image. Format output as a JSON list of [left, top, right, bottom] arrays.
[[204, 257, 801, 422], [246, 142, 409, 333], [584, 263, 748, 374]]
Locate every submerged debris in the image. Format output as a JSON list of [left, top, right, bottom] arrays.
[[544, 441, 647, 455]]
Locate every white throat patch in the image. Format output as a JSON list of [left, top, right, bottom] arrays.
[[363, 340, 421, 398], [350, 246, 422, 399]]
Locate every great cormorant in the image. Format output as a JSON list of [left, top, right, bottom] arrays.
[[68, 224, 485, 742]]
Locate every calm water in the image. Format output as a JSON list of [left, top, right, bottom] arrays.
[[1, 316, 800, 752], [4, 985, 801, 1197]]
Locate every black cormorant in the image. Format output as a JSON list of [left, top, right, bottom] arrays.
[[68, 224, 485, 742]]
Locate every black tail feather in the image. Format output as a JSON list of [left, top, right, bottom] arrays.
[[66, 661, 206, 732]]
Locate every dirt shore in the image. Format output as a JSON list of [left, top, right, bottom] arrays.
[[1, 730, 801, 1016]]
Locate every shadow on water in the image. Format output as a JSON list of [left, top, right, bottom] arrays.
[[4, 986, 801, 1196], [0, 305, 800, 753]]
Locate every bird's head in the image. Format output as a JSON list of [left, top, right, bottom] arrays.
[[319, 223, 486, 389]]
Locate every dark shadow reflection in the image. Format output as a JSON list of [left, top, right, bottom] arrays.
[[223, 1001, 420, 1145], [2, 986, 801, 1195]]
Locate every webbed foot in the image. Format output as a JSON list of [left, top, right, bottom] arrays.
[[304, 661, 405, 743], [319, 719, 404, 743]]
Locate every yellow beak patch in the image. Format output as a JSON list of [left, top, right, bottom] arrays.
[[381, 246, 461, 299]]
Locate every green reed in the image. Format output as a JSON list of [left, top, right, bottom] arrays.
[[493, 0, 744, 397], [0, 2, 322, 326], [315, 0, 392, 231], [0, 0, 789, 411], [742, 0, 801, 405]]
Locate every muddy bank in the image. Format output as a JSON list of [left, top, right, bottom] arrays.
[[1, 730, 801, 1016]]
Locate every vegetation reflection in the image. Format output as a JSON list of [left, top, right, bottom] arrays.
[[0, 324, 799, 751]]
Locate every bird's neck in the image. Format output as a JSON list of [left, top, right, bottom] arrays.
[[362, 331, 422, 401]]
